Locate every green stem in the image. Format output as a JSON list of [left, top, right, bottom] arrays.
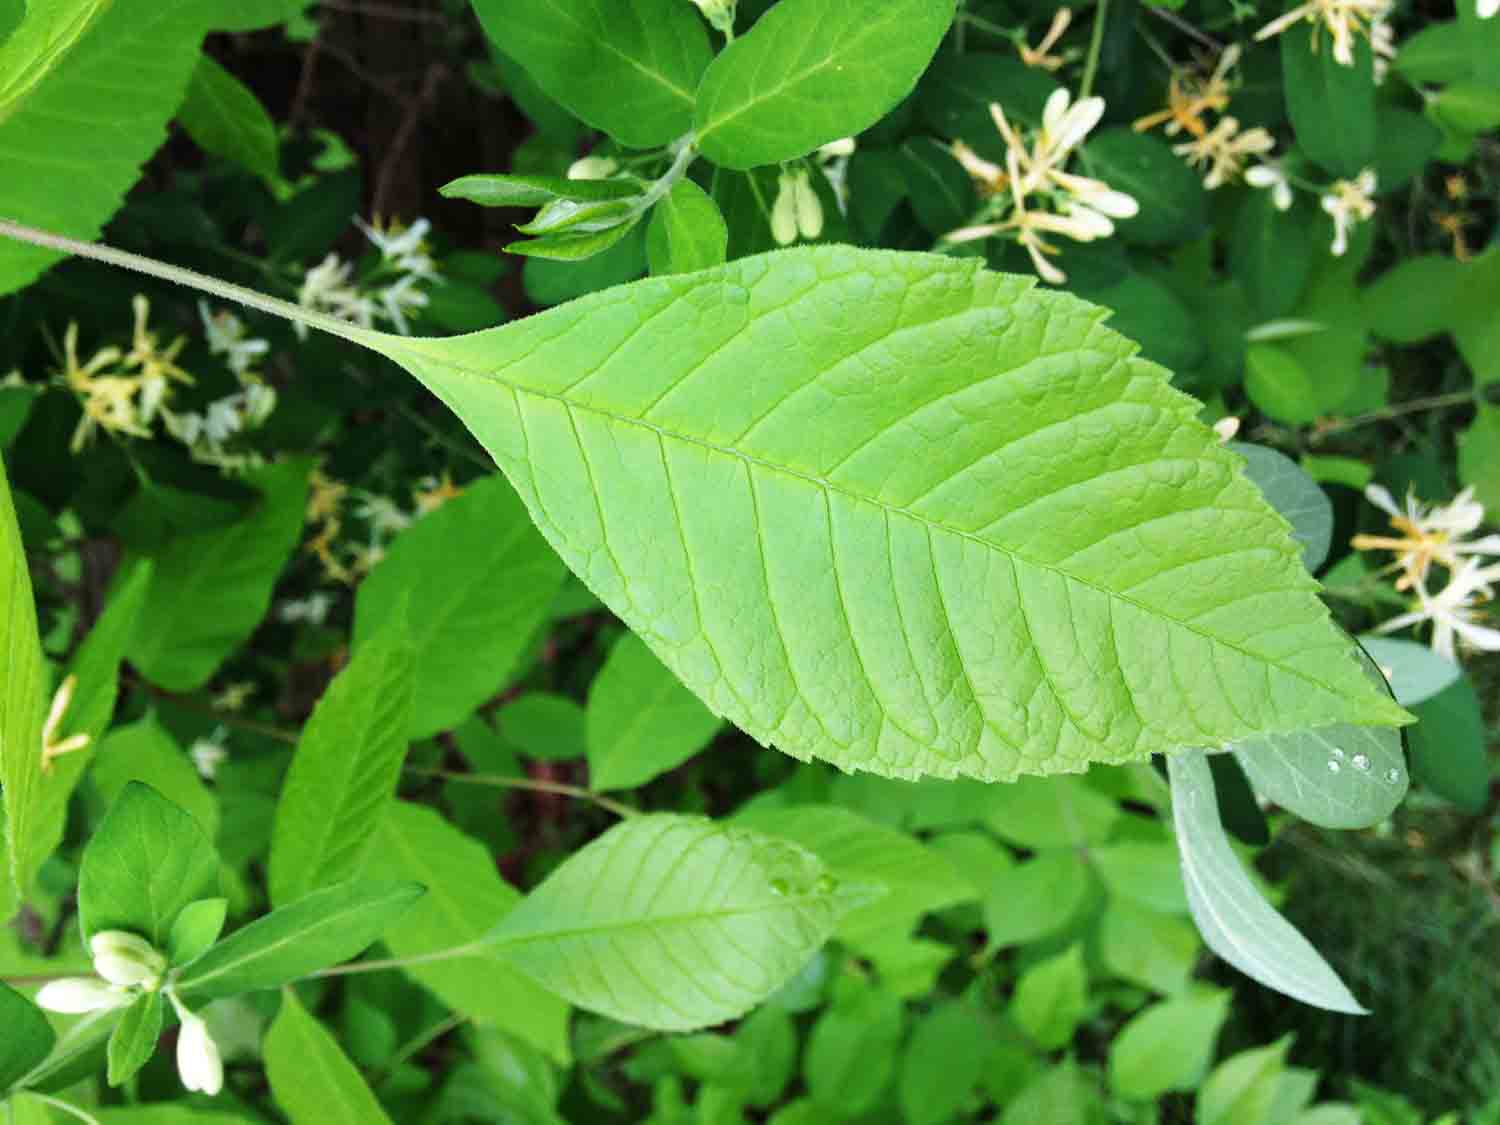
[[403, 765, 637, 818], [25, 1093, 101, 1125], [1079, 0, 1110, 99], [373, 1013, 468, 1088], [0, 219, 373, 346], [631, 136, 699, 217], [307, 940, 492, 978]]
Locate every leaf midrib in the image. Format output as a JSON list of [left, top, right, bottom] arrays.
[[537, 0, 695, 107], [384, 339, 1371, 713], [492, 892, 829, 949]]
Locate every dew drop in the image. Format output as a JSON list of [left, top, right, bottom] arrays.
[[1352, 753, 1371, 772], [1330, 748, 1346, 761], [1385, 767, 1402, 784], [1326, 759, 1341, 773]]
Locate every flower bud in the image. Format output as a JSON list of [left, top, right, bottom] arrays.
[[689, 0, 736, 32], [173, 1002, 224, 1096], [35, 977, 131, 1014], [90, 930, 167, 989]]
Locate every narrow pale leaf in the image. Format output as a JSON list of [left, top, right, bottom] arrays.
[[269, 606, 415, 907], [176, 880, 424, 1003], [265, 989, 393, 1125], [357, 247, 1407, 782], [1355, 635, 1460, 706], [695, 0, 958, 169], [1168, 750, 1366, 1014], [489, 814, 853, 1031], [1231, 443, 1332, 572], [353, 474, 565, 738], [0, 451, 45, 900]]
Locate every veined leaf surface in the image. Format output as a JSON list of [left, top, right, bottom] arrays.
[[0, 451, 46, 900], [351, 247, 1405, 781]]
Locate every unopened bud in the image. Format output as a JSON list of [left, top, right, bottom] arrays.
[[90, 930, 167, 989], [689, 0, 736, 32], [171, 997, 224, 1097], [36, 978, 131, 1014]]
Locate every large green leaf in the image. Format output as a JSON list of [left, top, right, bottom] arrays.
[[352, 474, 565, 740], [469, 0, 710, 149], [269, 607, 415, 908], [0, 0, 206, 295], [1168, 750, 1364, 1014], [1281, 34, 1376, 177], [0, 0, 109, 123], [0, 452, 45, 901], [176, 53, 280, 187], [353, 247, 1406, 782], [489, 813, 855, 1031], [264, 989, 393, 1125], [127, 459, 309, 692], [695, 0, 958, 169], [360, 802, 571, 1064], [0, 982, 54, 1094]]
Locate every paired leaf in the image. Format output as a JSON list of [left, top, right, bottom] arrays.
[[489, 814, 853, 1031], [127, 459, 310, 692], [355, 246, 1406, 782], [352, 474, 565, 739], [177, 53, 281, 187], [0, 0, 208, 296], [696, 0, 957, 169], [1231, 443, 1332, 571], [78, 782, 218, 948], [264, 990, 394, 1125], [269, 605, 415, 907], [0, 982, 54, 1093], [360, 802, 571, 1063], [587, 630, 722, 790], [441, 173, 643, 209], [1109, 988, 1232, 1101], [107, 990, 163, 1087], [646, 180, 729, 276], [1010, 945, 1088, 1050], [176, 880, 424, 1003], [1168, 750, 1365, 1014], [0, 451, 46, 900], [469, 0, 710, 149]]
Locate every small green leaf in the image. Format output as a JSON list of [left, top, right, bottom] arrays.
[[264, 989, 394, 1125], [1197, 1039, 1291, 1125], [1011, 945, 1087, 1049], [897, 137, 975, 235], [176, 880, 424, 1003], [1099, 899, 1200, 995], [1281, 34, 1376, 176], [897, 1003, 988, 1125], [984, 774, 1119, 850], [167, 898, 228, 967], [803, 979, 903, 1116], [1168, 751, 1365, 1013], [127, 459, 310, 692], [1109, 988, 1231, 1100], [1245, 342, 1321, 425], [107, 990, 164, 1088], [0, 449, 46, 901], [1355, 636, 1460, 706], [1231, 442, 1333, 571], [646, 180, 729, 277], [1405, 676, 1489, 812], [91, 716, 219, 841], [517, 196, 641, 236], [587, 630, 722, 790], [360, 801, 571, 1064], [1082, 128, 1207, 247], [695, 0, 959, 169], [440, 173, 643, 208], [1001, 1059, 1104, 1125], [984, 852, 1088, 951], [1230, 194, 1314, 320], [352, 474, 566, 739], [1431, 83, 1500, 134], [177, 54, 280, 186], [269, 605, 415, 907], [0, 981, 55, 1093], [78, 782, 218, 948], [469, 0, 710, 148], [497, 692, 587, 762], [1090, 842, 1188, 914], [490, 814, 854, 1031], [507, 217, 643, 261]]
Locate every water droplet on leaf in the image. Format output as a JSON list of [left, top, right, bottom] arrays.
[[1326, 759, 1341, 773], [1352, 753, 1371, 772]]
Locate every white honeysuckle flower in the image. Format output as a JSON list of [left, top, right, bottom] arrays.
[[89, 931, 167, 989], [952, 141, 1006, 193], [203, 398, 243, 445], [1172, 117, 1275, 189], [1245, 161, 1295, 211], [296, 253, 369, 338], [377, 274, 430, 336], [1353, 484, 1500, 591], [213, 681, 256, 712], [169, 993, 224, 1097], [40, 674, 89, 772], [1038, 87, 1105, 168], [687, 0, 735, 32], [197, 303, 270, 375], [357, 216, 431, 263], [1370, 18, 1397, 81], [817, 137, 857, 160], [36, 978, 132, 1015], [1018, 8, 1073, 71], [1048, 169, 1139, 218], [241, 381, 277, 428], [1255, 0, 1393, 67], [566, 155, 620, 181], [354, 494, 413, 537], [279, 592, 336, 626], [1481, 0, 1498, 18], [1213, 416, 1242, 443], [770, 168, 822, 245], [164, 410, 205, 447], [190, 736, 229, 781], [1321, 169, 1377, 256], [1375, 558, 1500, 661]]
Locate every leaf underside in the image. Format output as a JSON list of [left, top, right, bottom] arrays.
[[354, 247, 1405, 782]]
